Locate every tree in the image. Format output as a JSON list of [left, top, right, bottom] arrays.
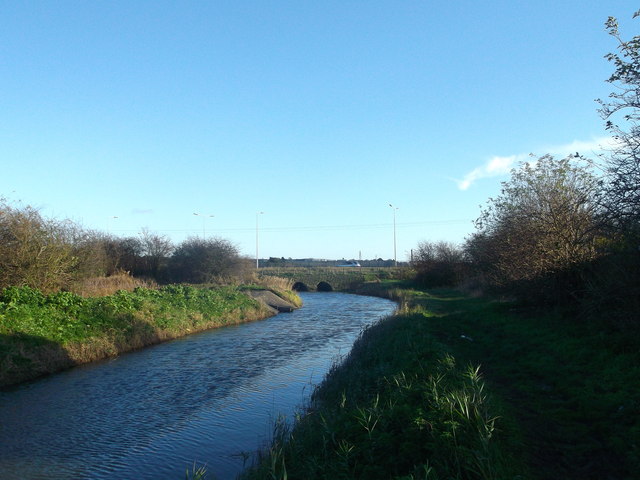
[[99, 235, 144, 276], [412, 241, 465, 287], [67, 229, 110, 280], [168, 237, 242, 284], [139, 228, 173, 279], [468, 155, 603, 300], [598, 11, 640, 242], [0, 200, 78, 292]]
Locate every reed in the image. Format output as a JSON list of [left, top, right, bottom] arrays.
[[184, 463, 208, 480], [254, 274, 295, 291], [70, 271, 156, 297]]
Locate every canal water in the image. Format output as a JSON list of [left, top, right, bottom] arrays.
[[0, 292, 396, 480]]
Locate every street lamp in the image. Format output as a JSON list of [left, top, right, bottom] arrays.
[[388, 204, 398, 267], [256, 211, 264, 269], [193, 212, 214, 239]]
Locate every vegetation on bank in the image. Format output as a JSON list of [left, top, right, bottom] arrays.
[[240, 281, 639, 480], [410, 11, 640, 331], [402, 290, 640, 480], [0, 196, 259, 295], [0, 283, 278, 387]]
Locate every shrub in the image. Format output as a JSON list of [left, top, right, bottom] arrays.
[[0, 200, 79, 292], [412, 241, 467, 287], [466, 155, 604, 302], [168, 237, 244, 284]]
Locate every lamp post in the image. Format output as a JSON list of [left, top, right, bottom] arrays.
[[193, 212, 214, 239], [388, 204, 398, 267], [256, 211, 264, 269]]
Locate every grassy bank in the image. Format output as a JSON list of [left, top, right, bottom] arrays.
[[0, 284, 277, 387], [241, 282, 639, 480], [393, 287, 640, 480]]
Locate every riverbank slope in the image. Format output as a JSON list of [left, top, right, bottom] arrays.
[[242, 282, 639, 480], [0, 285, 298, 387]]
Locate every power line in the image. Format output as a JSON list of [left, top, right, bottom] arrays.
[[107, 219, 472, 235]]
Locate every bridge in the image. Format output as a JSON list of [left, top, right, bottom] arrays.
[[258, 267, 406, 292]]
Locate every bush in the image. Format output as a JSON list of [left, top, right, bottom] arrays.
[[0, 285, 46, 307], [466, 155, 604, 303], [0, 200, 79, 292], [168, 237, 244, 283], [412, 241, 467, 287]]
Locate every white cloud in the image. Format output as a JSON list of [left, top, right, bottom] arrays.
[[456, 154, 521, 191], [456, 136, 615, 191]]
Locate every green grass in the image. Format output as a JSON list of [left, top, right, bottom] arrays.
[[404, 290, 640, 480], [0, 284, 273, 386], [241, 282, 640, 480], [0, 284, 265, 342]]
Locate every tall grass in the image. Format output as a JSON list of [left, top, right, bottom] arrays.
[[185, 463, 208, 480], [253, 274, 295, 291], [70, 270, 156, 297]]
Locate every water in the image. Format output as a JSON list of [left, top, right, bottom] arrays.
[[0, 292, 396, 480]]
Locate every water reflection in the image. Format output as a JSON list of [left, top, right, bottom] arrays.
[[0, 292, 396, 480]]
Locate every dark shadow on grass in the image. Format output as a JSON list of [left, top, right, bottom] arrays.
[[0, 333, 75, 389], [410, 289, 639, 480]]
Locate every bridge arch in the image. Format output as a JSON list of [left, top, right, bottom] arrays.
[[316, 281, 333, 292], [292, 281, 310, 292]]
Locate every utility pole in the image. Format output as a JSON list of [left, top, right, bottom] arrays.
[[256, 211, 264, 269], [389, 204, 398, 266], [193, 212, 214, 239]]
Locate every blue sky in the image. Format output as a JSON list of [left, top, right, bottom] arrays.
[[1, 1, 636, 260]]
